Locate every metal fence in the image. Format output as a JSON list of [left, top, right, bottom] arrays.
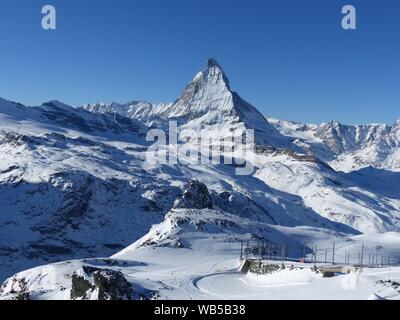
[[239, 239, 400, 268]]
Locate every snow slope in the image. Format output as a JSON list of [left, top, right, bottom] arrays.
[[2, 214, 400, 300]]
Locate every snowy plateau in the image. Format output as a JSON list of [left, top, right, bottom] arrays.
[[1, 59, 400, 300]]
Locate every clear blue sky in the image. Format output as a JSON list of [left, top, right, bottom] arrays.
[[0, 0, 399, 124]]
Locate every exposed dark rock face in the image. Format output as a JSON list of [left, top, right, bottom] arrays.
[[174, 180, 213, 210], [70, 266, 133, 300], [0, 277, 30, 300], [70, 273, 94, 299]]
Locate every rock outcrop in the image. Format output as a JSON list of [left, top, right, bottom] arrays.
[[70, 266, 133, 300], [174, 180, 213, 210]]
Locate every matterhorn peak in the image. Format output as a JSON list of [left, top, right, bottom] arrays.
[[158, 59, 296, 151], [198, 58, 230, 90], [207, 58, 221, 68]]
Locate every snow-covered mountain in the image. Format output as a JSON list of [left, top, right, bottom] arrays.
[[82, 59, 296, 150], [268, 118, 400, 172], [1, 59, 400, 300]]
